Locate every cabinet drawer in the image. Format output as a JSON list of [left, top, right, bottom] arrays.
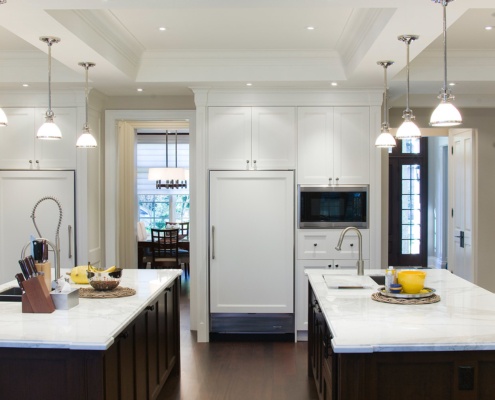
[[297, 229, 369, 260]]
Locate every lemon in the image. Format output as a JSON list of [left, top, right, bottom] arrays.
[[70, 265, 90, 284]]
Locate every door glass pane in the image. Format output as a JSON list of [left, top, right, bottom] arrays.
[[401, 163, 421, 255], [402, 138, 420, 154]]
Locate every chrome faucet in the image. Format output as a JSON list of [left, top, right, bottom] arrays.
[[335, 226, 364, 276]]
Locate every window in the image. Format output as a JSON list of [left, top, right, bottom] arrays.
[[136, 131, 190, 235], [389, 138, 428, 267]]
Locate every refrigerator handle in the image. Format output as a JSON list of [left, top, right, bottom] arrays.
[[68, 225, 73, 259], [212, 225, 215, 260]]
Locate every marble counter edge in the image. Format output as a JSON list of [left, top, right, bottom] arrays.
[[0, 269, 182, 350]]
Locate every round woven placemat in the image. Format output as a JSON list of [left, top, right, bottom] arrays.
[[78, 286, 136, 299], [371, 292, 440, 305]]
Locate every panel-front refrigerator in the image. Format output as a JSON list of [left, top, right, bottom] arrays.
[[209, 170, 294, 337]]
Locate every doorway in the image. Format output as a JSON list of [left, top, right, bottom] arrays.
[[388, 138, 428, 267]]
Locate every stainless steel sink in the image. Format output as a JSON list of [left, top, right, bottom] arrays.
[[0, 287, 22, 302]]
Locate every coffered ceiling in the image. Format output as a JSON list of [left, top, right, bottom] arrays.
[[0, 0, 494, 107]]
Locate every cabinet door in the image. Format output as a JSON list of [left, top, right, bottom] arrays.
[[34, 108, 77, 169], [333, 259, 370, 271], [251, 107, 296, 169], [297, 107, 334, 184], [208, 107, 251, 169], [0, 108, 36, 169], [333, 107, 370, 184]]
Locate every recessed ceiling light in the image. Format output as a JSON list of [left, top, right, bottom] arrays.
[[137, 88, 143, 92], [331, 82, 338, 86], [449, 82, 456, 86], [22, 83, 29, 87], [485, 26, 493, 31], [306, 26, 315, 31], [159, 27, 167, 31], [246, 83, 252, 86]]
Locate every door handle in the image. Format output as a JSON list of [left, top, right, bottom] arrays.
[[212, 225, 215, 259], [455, 231, 464, 248]]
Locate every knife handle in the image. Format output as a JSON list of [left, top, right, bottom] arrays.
[[24, 256, 38, 277], [15, 273, 25, 292], [18, 259, 30, 280]]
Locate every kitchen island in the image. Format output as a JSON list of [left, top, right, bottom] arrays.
[[307, 269, 495, 400], [0, 269, 182, 400]]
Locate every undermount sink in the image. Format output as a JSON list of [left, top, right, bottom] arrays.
[[368, 275, 385, 286], [0, 287, 22, 302]]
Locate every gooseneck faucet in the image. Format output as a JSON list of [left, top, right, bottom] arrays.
[[28, 196, 63, 287], [335, 226, 364, 276]]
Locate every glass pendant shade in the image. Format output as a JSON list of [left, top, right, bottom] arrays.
[[76, 126, 97, 148], [396, 118, 421, 139], [77, 62, 97, 148], [430, 97, 462, 127], [37, 115, 62, 139], [375, 130, 396, 148], [148, 167, 186, 181], [0, 108, 7, 126]]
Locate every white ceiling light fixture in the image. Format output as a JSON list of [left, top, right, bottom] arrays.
[[37, 36, 62, 140], [76, 62, 97, 148], [375, 61, 396, 148], [430, 0, 462, 127], [396, 34, 421, 140], [148, 130, 187, 189]]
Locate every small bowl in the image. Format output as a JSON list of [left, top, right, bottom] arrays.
[[397, 270, 426, 294], [87, 268, 123, 291], [389, 283, 403, 294]]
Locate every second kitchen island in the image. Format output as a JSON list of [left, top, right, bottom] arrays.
[[307, 269, 495, 400], [0, 269, 182, 400]]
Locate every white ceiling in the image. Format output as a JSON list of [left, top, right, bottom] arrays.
[[0, 0, 494, 106]]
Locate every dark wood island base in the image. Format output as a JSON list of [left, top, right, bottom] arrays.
[[308, 284, 495, 400], [0, 277, 180, 400]]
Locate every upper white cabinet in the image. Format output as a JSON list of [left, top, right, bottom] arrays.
[[297, 107, 370, 184], [0, 107, 77, 169], [208, 106, 296, 170]]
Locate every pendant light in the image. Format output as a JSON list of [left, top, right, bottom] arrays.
[[375, 61, 396, 148], [396, 35, 421, 140], [148, 130, 187, 189], [430, 0, 462, 127], [76, 62, 98, 148], [37, 36, 62, 140]]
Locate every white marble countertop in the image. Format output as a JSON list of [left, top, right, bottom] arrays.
[[0, 269, 182, 351], [307, 268, 495, 354]]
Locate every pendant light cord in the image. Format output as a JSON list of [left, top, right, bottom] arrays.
[[442, 3, 448, 92], [84, 65, 89, 129], [47, 42, 53, 117]]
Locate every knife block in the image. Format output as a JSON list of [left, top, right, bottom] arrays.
[[21, 275, 55, 313], [35, 261, 52, 292]]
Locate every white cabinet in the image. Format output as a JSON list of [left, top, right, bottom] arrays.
[[297, 107, 370, 184], [208, 106, 296, 170], [0, 107, 77, 169], [297, 229, 370, 260]]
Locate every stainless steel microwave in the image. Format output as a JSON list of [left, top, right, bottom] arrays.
[[298, 185, 369, 229]]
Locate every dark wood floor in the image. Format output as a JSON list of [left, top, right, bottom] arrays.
[[157, 277, 318, 400]]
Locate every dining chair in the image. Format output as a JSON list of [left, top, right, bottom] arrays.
[[166, 222, 190, 277], [151, 228, 180, 269]]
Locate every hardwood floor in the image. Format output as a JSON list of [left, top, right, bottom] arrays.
[[157, 277, 318, 400]]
